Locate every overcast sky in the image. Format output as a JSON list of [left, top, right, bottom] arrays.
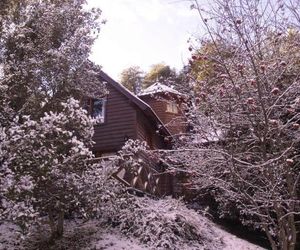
[[88, 0, 201, 81]]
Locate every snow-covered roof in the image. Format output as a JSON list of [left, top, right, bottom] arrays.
[[138, 82, 182, 97]]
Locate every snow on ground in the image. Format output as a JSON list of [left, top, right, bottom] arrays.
[[88, 232, 146, 250], [0, 220, 145, 250], [0, 197, 266, 250], [0, 218, 266, 250], [212, 225, 264, 250]]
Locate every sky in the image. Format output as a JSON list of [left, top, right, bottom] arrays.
[[88, 0, 201, 81]]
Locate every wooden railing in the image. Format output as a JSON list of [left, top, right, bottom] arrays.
[[89, 151, 190, 198], [112, 151, 173, 197]]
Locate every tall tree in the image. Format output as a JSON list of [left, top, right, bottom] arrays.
[[120, 66, 144, 94], [144, 63, 177, 87], [0, 0, 106, 240], [172, 0, 300, 249], [0, 0, 105, 121], [188, 40, 234, 89]]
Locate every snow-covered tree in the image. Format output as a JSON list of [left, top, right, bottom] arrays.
[[0, 0, 105, 120], [0, 0, 107, 241], [163, 1, 300, 249], [0, 99, 108, 239]]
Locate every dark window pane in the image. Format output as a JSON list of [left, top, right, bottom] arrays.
[[92, 98, 106, 123]]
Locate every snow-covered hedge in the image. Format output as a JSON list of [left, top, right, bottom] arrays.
[[98, 183, 220, 250]]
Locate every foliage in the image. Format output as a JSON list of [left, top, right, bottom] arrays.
[[144, 63, 177, 87], [114, 197, 205, 249], [120, 63, 184, 93], [0, 0, 106, 241], [174, 1, 300, 249], [94, 141, 203, 249], [0, 82, 13, 127], [120, 66, 144, 94], [98, 181, 222, 250], [188, 41, 233, 89], [0, 99, 107, 239], [0, 0, 105, 120]]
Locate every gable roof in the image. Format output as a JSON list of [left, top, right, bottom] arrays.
[[138, 82, 183, 97], [98, 71, 171, 137]]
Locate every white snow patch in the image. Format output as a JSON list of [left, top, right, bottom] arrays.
[[138, 82, 182, 96], [212, 226, 265, 250], [88, 232, 146, 250], [0, 216, 266, 250]]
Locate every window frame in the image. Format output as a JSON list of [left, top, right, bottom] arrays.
[[82, 97, 107, 124], [166, 101, 178, 114], [92, 98, 107, 123]]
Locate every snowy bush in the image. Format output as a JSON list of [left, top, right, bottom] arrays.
[[0, 98, 105, 239], [117, 197, 204, 249], [94, 140, 208, 249], [98, 184, 209, 250]]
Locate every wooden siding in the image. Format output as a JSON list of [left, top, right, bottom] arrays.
[[140, 95, 186, 136], [136, 109, 168, 149], [92, 83, 137, 153]]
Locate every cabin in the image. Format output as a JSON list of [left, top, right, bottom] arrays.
[[138, 82, 187, 136], [86, 71, 186, 157], [84, 71, 187, 196]]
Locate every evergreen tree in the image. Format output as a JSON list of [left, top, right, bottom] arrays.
[[0, 0, 106, 240], [0, 0, 105, 120]]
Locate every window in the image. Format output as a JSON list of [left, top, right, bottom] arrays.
[[82, 97, 106, 123], [92, 98, 106, 123], [166, 102, 178, 114]]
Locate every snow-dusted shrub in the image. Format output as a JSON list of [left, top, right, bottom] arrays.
[[94, 140, 205, 249], [0, 98, 105, 239], [99, 187, 207, 250], [118, 197, 204, 249], [119, 139, 148, 155], [115, 139, 150, 178]]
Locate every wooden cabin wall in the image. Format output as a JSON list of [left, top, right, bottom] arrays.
[[93, 83, 137, 154], [140, 95, 186, 136], [136, 110, 168, 150]]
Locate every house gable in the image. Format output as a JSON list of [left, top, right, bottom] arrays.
[[92, 81, 136, 154], [92, 71, 171, 155], [138, 82, 187, 136]]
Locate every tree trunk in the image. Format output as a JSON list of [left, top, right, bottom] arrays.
[[56, 210, 64, 239], [262, 224, 278, 250], [49, 210, 65, 241]]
